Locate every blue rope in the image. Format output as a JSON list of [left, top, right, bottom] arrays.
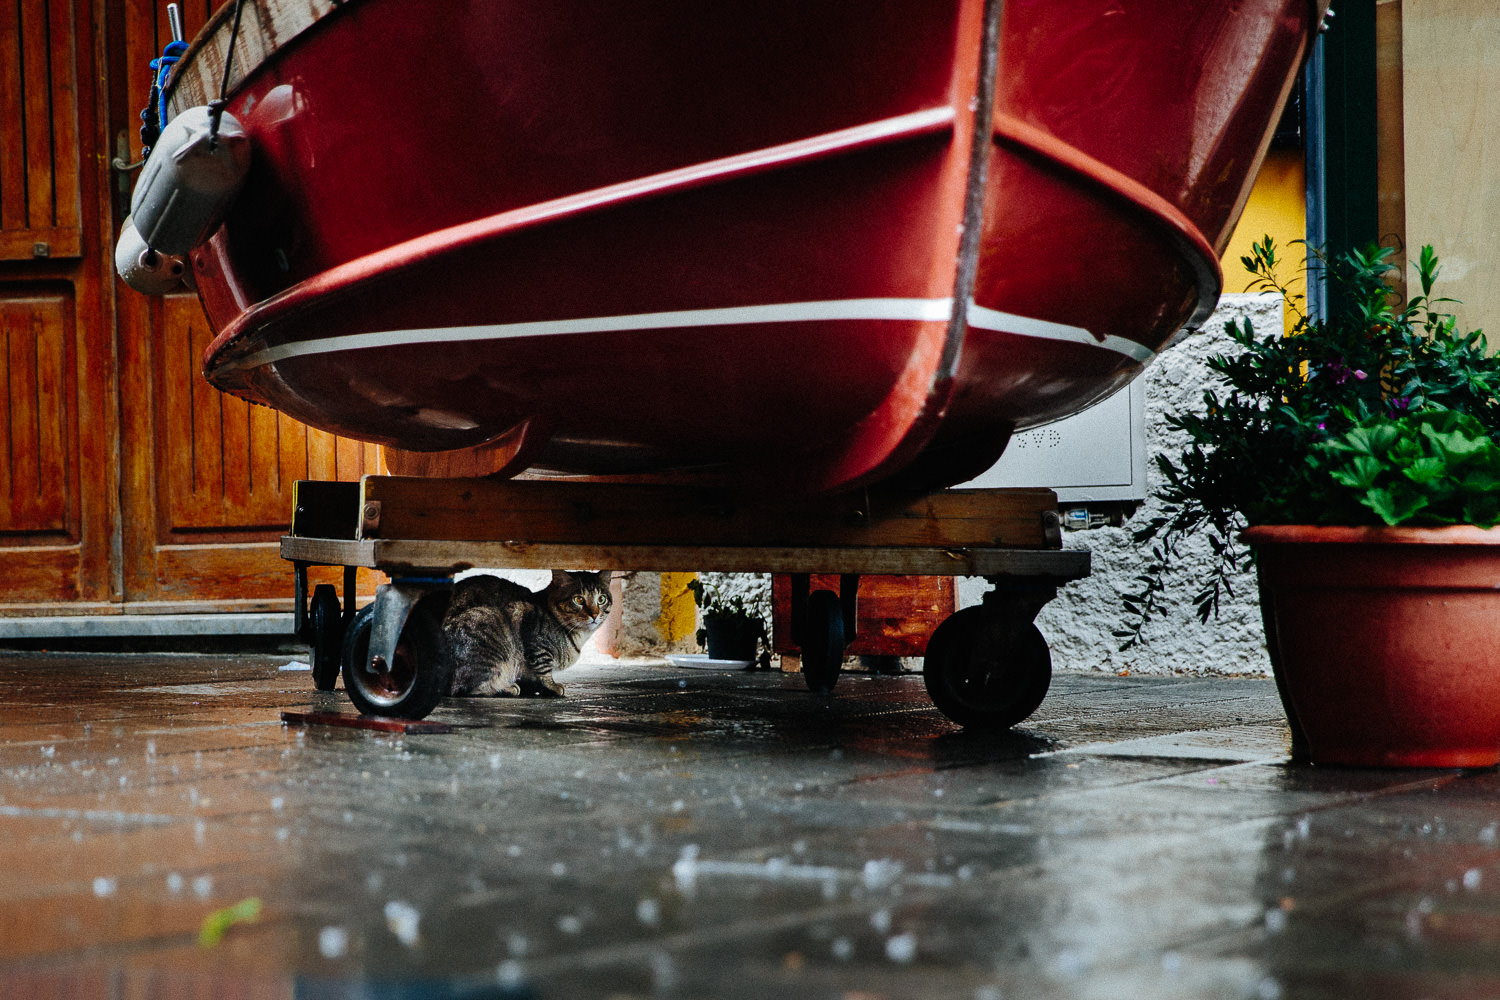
[[139, 39, 189, 158], [152, 40, 190, 127]]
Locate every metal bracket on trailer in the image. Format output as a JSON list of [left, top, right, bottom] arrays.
[[293, 561, 357, 644], [365, 576, 452, 681], [788, 572, 862, 648]]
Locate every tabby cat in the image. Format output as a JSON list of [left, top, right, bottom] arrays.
[[444, 570, 612, 697]]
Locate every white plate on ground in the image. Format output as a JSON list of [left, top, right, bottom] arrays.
[[666, 654, 753, 671]]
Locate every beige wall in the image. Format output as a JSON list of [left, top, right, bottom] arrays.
[[1402, 0, 1500, 334]]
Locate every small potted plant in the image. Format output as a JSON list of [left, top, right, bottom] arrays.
[[688, 578, 767, 666], [1124, 238, 1500, 767]]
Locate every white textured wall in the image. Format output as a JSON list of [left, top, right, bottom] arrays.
[[695, 572, 773, 625], [959, 292, 1281, 677]]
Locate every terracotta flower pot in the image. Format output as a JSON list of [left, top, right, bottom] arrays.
[[1245, 524, 1500, 768]]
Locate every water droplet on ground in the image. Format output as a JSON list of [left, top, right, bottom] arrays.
[[318, 925, 349, 958], [384, 900, 421, 947], [885, 932, 917, 963], [496, 960, 524, 987]]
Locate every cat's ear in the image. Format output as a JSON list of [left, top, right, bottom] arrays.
[[551, 569, 570, 587]]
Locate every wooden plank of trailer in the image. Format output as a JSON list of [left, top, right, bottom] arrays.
[[280, 534, 1090, 581], [354, 477, 1061, 550]]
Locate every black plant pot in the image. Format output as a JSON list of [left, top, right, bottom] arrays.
[[704, 616, 759, 662]]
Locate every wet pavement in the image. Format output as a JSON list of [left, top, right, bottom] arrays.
[[2, 653, 1500, 999]]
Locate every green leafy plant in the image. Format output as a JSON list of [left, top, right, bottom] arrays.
[[1313, 409, 1500, 526], [1118, 239, 1500, 646]]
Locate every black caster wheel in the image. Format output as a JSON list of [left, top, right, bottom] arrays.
[[800, 588, 846, 695], [309, 584, 345, 692], [340, 597, 451, 719], [922, 605, 1051, 729]]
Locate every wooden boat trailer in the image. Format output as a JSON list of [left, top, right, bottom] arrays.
[[281, 479, 1090, 729]]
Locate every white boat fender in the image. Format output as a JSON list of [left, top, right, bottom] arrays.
[[114, 216, 189, 295], [130, 104, 251, 257]]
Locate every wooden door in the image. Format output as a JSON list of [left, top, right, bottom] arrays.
[[0, 0, 377, 614], [112, 0, 380, 611], [0, 0, 117, 612]]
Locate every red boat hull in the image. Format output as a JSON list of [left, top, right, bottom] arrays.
[[169, 0, 1323, 493]]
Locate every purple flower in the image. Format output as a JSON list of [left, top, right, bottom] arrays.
[[1322, 359, 1368, 385], [1387, 396, 1413, 415]]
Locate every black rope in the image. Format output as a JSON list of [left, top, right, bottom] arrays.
[[207, 0, 249, 144]]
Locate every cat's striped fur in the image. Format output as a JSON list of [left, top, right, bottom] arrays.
[[444, 570, 612, 697]]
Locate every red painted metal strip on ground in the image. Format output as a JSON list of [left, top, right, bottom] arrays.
[[280, 710, 455, 734]]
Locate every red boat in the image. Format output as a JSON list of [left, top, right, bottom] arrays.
[[159, 0, 1326, 494]]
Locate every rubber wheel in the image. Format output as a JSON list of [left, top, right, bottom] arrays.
[[309, 584, 345, 692], [922, 606, 1052, 729], [800, 588, 846, 695], [340, 597, 451, 719]]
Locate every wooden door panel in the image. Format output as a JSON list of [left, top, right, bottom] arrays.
[[0, 0, 82, 260], [160, 294, 315, 533], [0, 292, 85, 608], [158, 296, 382, 537], [0, 547, 92, 607], [136, 292, 380, 604], [0, 293, 73, 534]]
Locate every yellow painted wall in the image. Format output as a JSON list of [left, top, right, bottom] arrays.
[[658, 572, 698, 645], [1219, 149, 1307, 297]]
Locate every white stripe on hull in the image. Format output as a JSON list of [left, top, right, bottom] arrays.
[[964, 304, 1157, 364], [223, 297, 1158, 373]]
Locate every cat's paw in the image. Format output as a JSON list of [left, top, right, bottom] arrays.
[[469, 678, 522, 697]]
